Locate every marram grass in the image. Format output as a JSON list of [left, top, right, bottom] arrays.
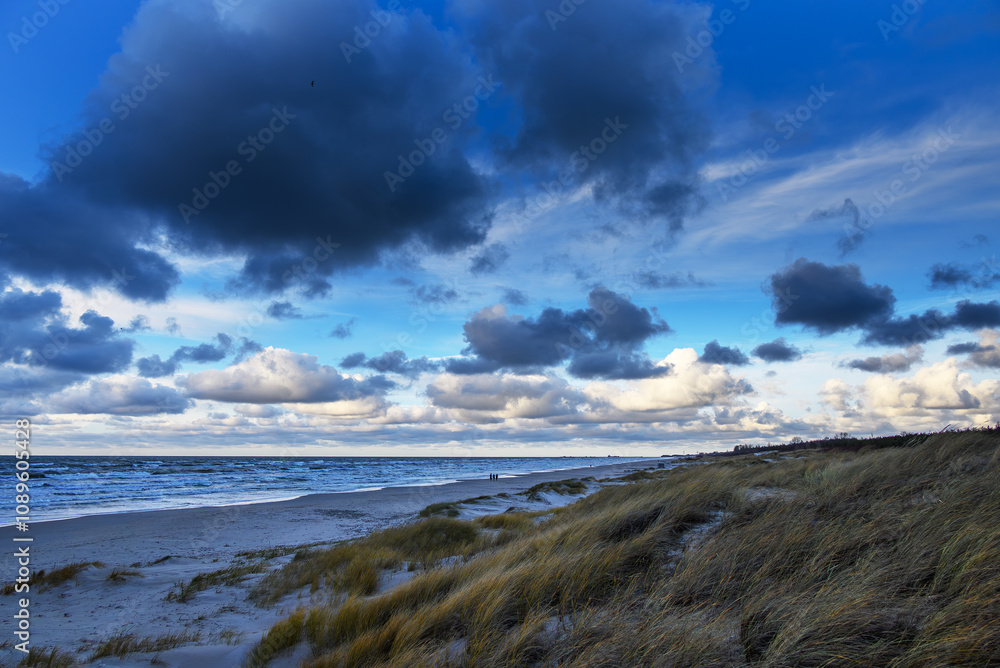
[[246, 429, 1000, 667]]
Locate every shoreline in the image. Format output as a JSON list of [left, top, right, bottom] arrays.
[[0, 457, 665, 569], [13, 456, 657, 528]]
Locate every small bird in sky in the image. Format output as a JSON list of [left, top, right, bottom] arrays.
[[311, 80, 315, 87]]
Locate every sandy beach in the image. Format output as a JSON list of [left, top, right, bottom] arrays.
[[0, 458, 665, 667]]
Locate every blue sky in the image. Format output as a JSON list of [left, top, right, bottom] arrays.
[[1, 0, 998, 455]]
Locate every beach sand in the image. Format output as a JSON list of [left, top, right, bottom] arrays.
[[0, 458, 666, 667]]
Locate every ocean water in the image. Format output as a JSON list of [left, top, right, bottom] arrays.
[[9, 456, 650, 524]]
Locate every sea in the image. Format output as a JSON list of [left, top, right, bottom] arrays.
[[9, 455, 652, 524]]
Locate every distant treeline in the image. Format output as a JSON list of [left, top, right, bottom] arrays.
[[718, 423, 1000, 457]]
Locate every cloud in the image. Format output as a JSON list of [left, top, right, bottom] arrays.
[[807, 198, 867, 255], [172, 333, 233, 363], [500, 287, 528, 306], [123, 315, 151, 333], [453, 0, 711, 232], [0, 289, 134, 375], [583, 348, 754, 416], [469, 242, 510, 275], [426, 373, 583, 423], [411, 283, 460, 305], [632, 270, 708, 289], [769, 259, 895, 335], [266, 301, 305, 320], [859, 300, 1000, 346], [181, 347, 393, 403], [752, 338, 803, 363], [340, 350, 439, 378], [449, 287, 670, 379], [864, 359, 999, 416], [234, 403, 285, 418], [165, 317, 182, 336], [948, 329, 1000, 368], [843, 346, 923, 373], [48, 376, 192, 415], [928, 262, 1000, 290], [135, 354, 178, 378], [5, 0, 493, 301], [329, 318, 357, 339], [700, 340, 750, 366]]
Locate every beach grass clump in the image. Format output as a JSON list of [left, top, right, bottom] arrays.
[[247, 428, 1000, 667], [15, 646, 78, 667], [523, 478, 588, 501], [105, 567, 143, 582], [243, 609, 306, 668], [2, 562, 106, 595], [418, 502, 460, 518], [250, 516, 481, 606], [87, 631, 200, 661], [165, 561, 268, 602]]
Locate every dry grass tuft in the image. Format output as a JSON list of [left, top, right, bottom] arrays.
[[87, 631, 200, 660]]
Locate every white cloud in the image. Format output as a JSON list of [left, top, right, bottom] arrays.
[[180, 347, 390, 404], [583, 348, 752, 416]]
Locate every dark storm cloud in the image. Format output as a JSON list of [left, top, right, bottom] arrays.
[[266, 301, 305, 320], [769, 259, 895, 335], [0, 289, 134, 375], [4, 0, 493, 301], [450, 287, 670, 379], [454, 0, 710, 232], [329, 318, 357, 339], [469, 242, 510, 276], [752, 338, 803, 363], [566, 351, 669, 380], [0, 176, 181, 302], [411, 283, 460, 305], [860, 301, 1000, 346], [700, 340, 751, 366], [947, 342, 984, 355], [927, 262, 1000, 290], [632, 270, 708, 290], [341, 350, 439, 378]]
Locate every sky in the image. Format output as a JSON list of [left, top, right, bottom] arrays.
[[1, 0, 999, 456]]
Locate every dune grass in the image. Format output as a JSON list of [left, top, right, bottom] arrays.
[[87, 631, 200, 661], [165, 561, 268, 602], [14, 646, 78, 667], [245, 428, 1000, 667], [1, 562, 105, 595]]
